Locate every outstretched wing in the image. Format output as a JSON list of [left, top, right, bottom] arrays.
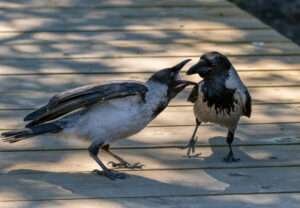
[[24, 81, 148, 127]]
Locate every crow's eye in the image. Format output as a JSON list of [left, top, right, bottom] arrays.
[[202, 57, 213, 67], [208, 58, 218, 67], [210, 62, 217, 67]]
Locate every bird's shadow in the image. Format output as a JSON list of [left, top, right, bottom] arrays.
[[4, 168, 210, 202], [190, 136, 279, 193], [1, 136, 252, 201], [1, 135, 289, 207], [185, 136, 255, 162], [205, 136, 254, 162]]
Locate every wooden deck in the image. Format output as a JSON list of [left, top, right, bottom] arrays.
[[0, 0, 300, 207]]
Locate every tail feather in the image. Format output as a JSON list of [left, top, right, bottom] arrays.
[[24, 105, 48, 121], [1, 123, 63, 143]]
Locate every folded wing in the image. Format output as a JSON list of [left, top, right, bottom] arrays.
[[24, 81, 148, 127], [225, 68, 252, 118]]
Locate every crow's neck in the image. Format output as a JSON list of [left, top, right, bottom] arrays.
[[145, 80, 169, 119]]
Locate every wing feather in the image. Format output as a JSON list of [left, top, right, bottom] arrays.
[[24, 81, 148, 127], [243, 89, 252, 117]]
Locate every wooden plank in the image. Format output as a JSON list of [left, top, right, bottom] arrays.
[[0, 81, 300, 110], [0, 166, 300, 201], [0, 56, 299, 75], [175, 87, 300, 105], [0, 104, 299, 129], [0, 7, 267, 32], [1, 193, 300, 208], [0, 70, 298, 93], [0, 88, 295, 111], [1, 87, 300, 110], [0, 0, 231, 9], [0, 29, 289, 44], [1, 123, 299, 151], [2, 145, 300, 172], [0, 42, 298, 58]]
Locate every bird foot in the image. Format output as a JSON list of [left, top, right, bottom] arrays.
[[92, 169, 127, 180], [182, 137, 201, 158], [108, 161, 144, 169], [223, 155, 240, 163]]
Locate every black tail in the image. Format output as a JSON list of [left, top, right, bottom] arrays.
[[1, 123, 62, 143]]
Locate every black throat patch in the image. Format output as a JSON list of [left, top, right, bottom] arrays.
[[151, 99, 169, 119], [201, 72, 237, 115]]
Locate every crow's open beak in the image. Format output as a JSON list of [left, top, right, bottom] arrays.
[[171, 59, 197, 89], [171, 59, 195, 89], [171, 59, 191, 73], [173, 80, 197, 91]]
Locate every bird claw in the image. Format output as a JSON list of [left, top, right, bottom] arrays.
[[182, 137, 200, 158], [108, 161, 144, 169], [223, 154, 240, 163], [92, 169, 127, 180]]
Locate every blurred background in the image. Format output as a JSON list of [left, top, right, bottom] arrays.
[[230, 0, 300, 45]]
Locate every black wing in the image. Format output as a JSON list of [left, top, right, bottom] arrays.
[[243, 89, 252, 118], [24, 81, 148, 127], [187, 84, 199, 103]]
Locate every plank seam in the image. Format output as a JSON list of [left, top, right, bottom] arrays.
[[1, 121, 300, 131], [1, 143, 300, 152], [0, 27, 269, 33], [0, 53, 299, 60], [0, 68, 299, 76], [1, 191, 300, 203], [1, 164, 300, 176]]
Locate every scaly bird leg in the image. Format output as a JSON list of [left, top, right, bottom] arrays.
[[182, 120, 201, 158], [102, 144, 144, 169], [88, 143, 126, 180], [223, 129, 240, 162]]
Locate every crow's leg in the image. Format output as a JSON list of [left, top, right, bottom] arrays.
[[88, 142, 126, 180], [224, 129, 240, 162], [102, 144, 144, 169], [182, 119, 201, 158]]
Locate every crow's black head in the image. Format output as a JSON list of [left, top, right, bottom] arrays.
[[187, 52, 231, 79], [149, 59, 196, 99]]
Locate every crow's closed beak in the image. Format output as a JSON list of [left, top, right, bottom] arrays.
[[186, 59, 211, 77]]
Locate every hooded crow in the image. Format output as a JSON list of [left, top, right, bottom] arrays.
[[2, 59, 194, 180], [183, 52, 251, 162]]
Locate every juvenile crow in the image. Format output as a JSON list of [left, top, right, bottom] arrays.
[[2, 59, 194, 179], [184, 52, 251, 162]]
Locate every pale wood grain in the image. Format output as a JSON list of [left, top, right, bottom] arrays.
[[0, 167, 299, 201], [0, 193, 299, 208], [0, 0, 231, 9], [0, 70, 298, 94], [1, 145, 300, 173], [0, 56, 299, 75], [0, 104, 299, 129], [0, 7, 267, 32], [0, 29, 288, 45], [1, 42, 298, 58], [1, 123, 299, 151]]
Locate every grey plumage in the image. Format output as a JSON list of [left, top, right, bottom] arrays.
[[24, 82, 148, 127], [184, 52, 251, 162], [2, 59, 194, 180], [2, 123, 62, 143]]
